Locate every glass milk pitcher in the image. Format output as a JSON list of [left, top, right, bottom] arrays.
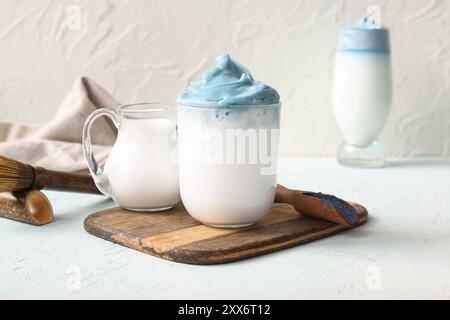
[[82, 103, 180, 211]]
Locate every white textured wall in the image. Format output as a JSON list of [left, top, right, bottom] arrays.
[[0, 0, 449, 156]]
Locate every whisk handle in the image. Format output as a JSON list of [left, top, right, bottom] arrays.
[[32, 167, 102, 194]]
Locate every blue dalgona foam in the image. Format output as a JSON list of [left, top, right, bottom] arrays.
[[337, 17, 390, 52], [177, 54, 280, 107]]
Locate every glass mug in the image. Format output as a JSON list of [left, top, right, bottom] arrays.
[[82, 103, 180, 211], [177, 103, 281, 227]]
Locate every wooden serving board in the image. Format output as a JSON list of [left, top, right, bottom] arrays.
[[84, 201, 368, 265]]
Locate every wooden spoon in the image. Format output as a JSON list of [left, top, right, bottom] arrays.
[[275, 184, 359, 225]]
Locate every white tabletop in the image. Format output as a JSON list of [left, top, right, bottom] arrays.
[[1, 157, 449, 299]]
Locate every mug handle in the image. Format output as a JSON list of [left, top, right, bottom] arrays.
[[82, 108, 120, 196]]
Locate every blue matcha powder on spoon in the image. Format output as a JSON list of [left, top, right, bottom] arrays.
[[177, 54, 280, 107]]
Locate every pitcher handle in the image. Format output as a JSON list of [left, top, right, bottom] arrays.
[[82, 108, 120, 196]]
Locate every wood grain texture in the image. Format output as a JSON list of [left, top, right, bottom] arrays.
[[84, 198, 368, 265], [275, 184, 360, 225], [33, 167, 101, 194], [0, 190, 53, 225]]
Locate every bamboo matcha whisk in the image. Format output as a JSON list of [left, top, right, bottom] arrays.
[[0, 155, 100, 194]]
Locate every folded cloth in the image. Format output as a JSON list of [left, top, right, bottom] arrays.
[[0, 77, 119, 172]]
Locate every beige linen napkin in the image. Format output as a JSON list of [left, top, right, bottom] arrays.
[[0, 77, 119, 172]]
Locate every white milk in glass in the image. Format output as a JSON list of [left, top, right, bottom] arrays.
[[332, 18, 392, 167], [104, 117, 179, 210], [177, 104, 280, 227], [333, 52, 391, 146]]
